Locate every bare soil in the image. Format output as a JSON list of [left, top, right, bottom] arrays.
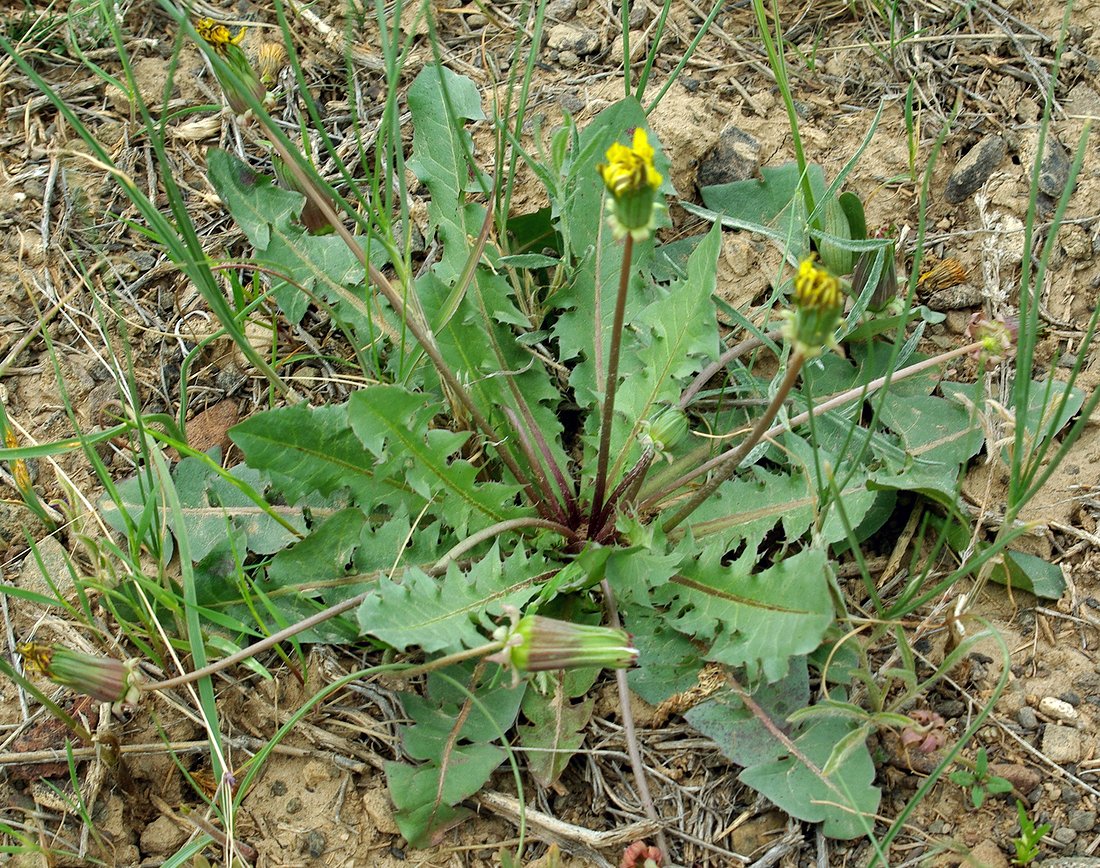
[[2, 0, 1100, 865]]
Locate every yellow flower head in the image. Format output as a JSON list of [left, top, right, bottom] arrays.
[[597, 128, 664, 241], [783, 255, 844, 357], [793, 255, 842, 313], [599, 128, 663, 197], [196, 17, 246, 54]]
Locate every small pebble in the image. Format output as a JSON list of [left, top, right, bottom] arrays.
[[1018, 707, 1040, 730], [944, 134, 1006, 204], [1053, 827, 1078, 844], [286, 797, 302, 815], [1060, 691, 1082, 707], [1040, 696, 1079, 724], [304, 830, 327, 858], [1068, 809, 1096, 832], [1042, 725, 1083, 764]]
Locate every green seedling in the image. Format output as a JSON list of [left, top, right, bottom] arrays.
[[950, 747, 1013, 808]]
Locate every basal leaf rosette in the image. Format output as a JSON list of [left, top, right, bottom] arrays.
[[598, 128, 664, 241]]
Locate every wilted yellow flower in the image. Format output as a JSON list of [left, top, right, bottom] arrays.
[[597, 128, 664, 241], [195, 17, 266, 115], [18, 642, 143, 710], [256, 41, 286, 87], [4, 428, 30, 493], [783, 255, 844, 357], [196, 17, 246, 54]]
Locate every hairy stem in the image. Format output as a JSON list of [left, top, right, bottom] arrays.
[[679, 328, 783, 409], [662, 351, 805, 533], [592, 446, 654, 541], [648, 340, 985, 520], [590, 234, 634, 531], [600, 577, 669, 861], [148, 519, 574, 692]]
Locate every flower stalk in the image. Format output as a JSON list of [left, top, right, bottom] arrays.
[[591, 128, 663, 534]]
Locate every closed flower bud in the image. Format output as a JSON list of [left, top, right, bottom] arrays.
[[18, 642, 143, 709], [597, 128, 664, 241], [255, 41, 286, 88], [782, 255, 844, 357], [489, 612, 637, 674], [640, 406, 688, 461]]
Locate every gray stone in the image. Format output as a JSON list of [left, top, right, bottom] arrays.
[[1042, 724, 1083, 764], [1066, 82, 1100, 117], [1039, 136, 1072, 199], [559, 93, 585, 114], [1053, 827, 1078, 844], [1069, 810, 1096, 832], [944, 134, 1006, 204], [1018, 707, 1039, 730], [304, 830, 327, 858], [546, 0, 578, 20], [696, 125, 761, 189], [547, 23, 599, 55]]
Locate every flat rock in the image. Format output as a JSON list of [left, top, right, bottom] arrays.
[[963, 838, 1009, 868], [547, 23, 599, 55], [944, 134, 1006, 203], [140, 815, 188, 856], [696, 124, 761, 189], [988, 762, 1041, 794], [1040, 696, 1079, 724], [1042, 724, 1083, 764]]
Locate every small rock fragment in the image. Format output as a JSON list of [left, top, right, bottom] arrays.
[[547, 23, 599, 55], [140, 815, 188, 856], [945, 134, 1006, 203], [545, 0, 578, 19], [696, 125, 761, 189], [965, 838, 1009, 868], [1039, 696, 1079, 724], [1069, 809, 1097, 832], [1060, 224, 1092, 261], [988, 762, 1041, 795], [1053, 827, 1077, 845], [1039, 136, 1071, 199], [1018, 707, 1039, 730], [1042, 724, 1083, 764]]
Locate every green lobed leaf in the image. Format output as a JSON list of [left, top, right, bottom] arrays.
[[551, 98, 670, 414], [517, 676, 595, 788], [738, 714, 880, 840], [348, 385, 528, 532], [357, 545, 546, 655], [387, 665, 525, 847], [644, 546, 835, 682], [230, 403, 403, 507], [406, 64, 487, 285], [207, 148, 385, 328], [609, 222, 722, 464]]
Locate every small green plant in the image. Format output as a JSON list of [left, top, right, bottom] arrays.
[[1012, 799, 1051, 866], [0, 0, 1094, 864], [950, 748, 1014, 809]]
